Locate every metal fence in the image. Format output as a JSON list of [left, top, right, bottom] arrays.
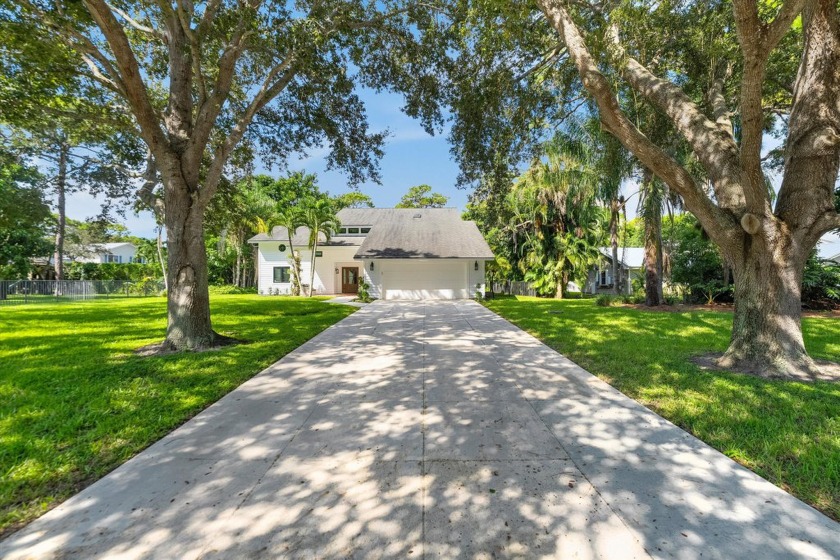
[[0, 279, 165, 306], [490, 281, 537, 297]]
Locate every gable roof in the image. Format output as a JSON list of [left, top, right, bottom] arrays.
[[353, 208, 493, 259], [90, 242, 136, 253], [248, 207, 494, 259], [599, 247, 645, 269]]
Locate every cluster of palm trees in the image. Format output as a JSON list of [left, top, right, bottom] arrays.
[[256, 198, 340, 296], [481, 115, 682, 302], [495, 119, 633, 297]]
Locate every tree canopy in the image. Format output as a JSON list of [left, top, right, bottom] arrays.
[[2, 0, 452, 349], [396, 184, 449, 208], [443, 0, 840, 378], [0, 151, 51, 279]]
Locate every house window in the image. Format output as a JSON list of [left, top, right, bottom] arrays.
[[600, 270, 608, 286], [315, 250, 323, 257], [273, 266, 291, 283], [105, 255, 121, 263], [337, 226, 371, 236]]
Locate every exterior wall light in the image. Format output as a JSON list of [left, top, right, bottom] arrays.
[[474, 260, 479, 271], [370, 261, 375, 271]]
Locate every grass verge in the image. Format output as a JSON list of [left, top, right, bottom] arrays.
[[0, 295, 354, 536], [483, 296, 840, 521]]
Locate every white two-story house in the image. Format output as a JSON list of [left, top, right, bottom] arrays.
[[248, 208, 494, 300]]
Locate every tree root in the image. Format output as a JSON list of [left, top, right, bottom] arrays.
[[692, 352, 840, 382], [135, 331, 243, 356]]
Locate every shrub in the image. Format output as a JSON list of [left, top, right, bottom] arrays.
[[595, 294, 615, 307], [664, 294, 680, 305], [208, 285, 258, 295], [356, 280, 372, 303], [802, 252, 840, 309], [64, 262, 162, 282]]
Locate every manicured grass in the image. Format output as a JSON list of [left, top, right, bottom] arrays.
[[0, 295, 354, 536], [484, 296, 840, 520]]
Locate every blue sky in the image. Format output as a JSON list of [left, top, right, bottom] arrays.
[[64, 88, 840, 257]]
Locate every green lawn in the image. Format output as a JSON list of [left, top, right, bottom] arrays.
[[0, 295, 354, 537], [483, 296, 840, 521]]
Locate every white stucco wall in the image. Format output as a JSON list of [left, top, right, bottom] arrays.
[[257, 243, 489, 299], [257, 243, 361, 295]]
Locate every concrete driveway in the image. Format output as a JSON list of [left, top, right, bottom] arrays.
[[1, 301, 837, 559]]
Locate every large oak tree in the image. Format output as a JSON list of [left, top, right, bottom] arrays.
[[5, 0, 446, 349], [446, 0, 840, 378]]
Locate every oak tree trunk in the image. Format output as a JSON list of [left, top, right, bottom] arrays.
[[163, 181, 217, 350], [719, 239, 816, 376]]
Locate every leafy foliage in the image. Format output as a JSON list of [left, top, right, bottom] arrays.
[[802, 253, 840, 309], [332, 191, 375, 209], [668, 215, 730, 304], [0, 152, 51, 279], [395, 184, 449, 208]]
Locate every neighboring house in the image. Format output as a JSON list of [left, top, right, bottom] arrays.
[[586, 247, 645, 295], [75, 242, 144, 264], [248, 208, 494, 300]]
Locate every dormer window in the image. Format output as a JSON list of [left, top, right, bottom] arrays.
[[337, 226, 372, 236]]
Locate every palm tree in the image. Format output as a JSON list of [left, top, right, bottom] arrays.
[[254, 206, 305, 296], [273, 207, 305, 296], [302, 198, 340, 297]]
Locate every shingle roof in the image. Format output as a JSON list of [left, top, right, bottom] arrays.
[[353, 208, 494, 259], [247, 208, 494, 259]]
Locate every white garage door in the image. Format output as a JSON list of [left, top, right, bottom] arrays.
[[382, 260, 468, 300]]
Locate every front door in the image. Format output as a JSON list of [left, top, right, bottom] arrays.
[[341, 267, 359, 294]]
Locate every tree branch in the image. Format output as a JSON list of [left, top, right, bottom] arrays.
[[82, 0, 167, 153], [731, 0, 802, 213], [106, 2, 162, 38], [80, 53, 125, 95], [136, 150, 165, 220], [535, 0, 739, 249], [198, 61, 299, 208], [765, 0, 808, 50], [605, 22, 745, 211], [187, 3, 259, 162]]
